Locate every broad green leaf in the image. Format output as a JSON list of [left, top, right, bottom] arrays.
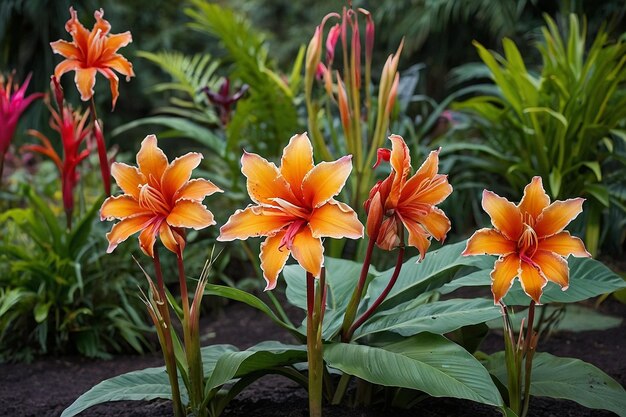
[[488, 304, 622, 332], [354, 298, 501, 340], [204, 284, 302, 340], [365, 241, 490, 309], [486, 352, 626, 416], [201, 344, 239, 377], [33, 302, 51, 323], [60, 366, 188, 417], [325, 333, 503, 406], [440, 257, 626, 305], [205, 341, 307, 393]]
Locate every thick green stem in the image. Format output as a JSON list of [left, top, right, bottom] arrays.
[[502, 304, 521, 414], [153, 249, 185, 417], [176, 252, 205, 417], [345, 242, 405, 341], [306, 270, 325, 417], [341, 234, 377, 341]]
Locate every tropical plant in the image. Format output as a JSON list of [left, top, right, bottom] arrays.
[[0, 185, 150, 361], [449, 14, 626, 255]]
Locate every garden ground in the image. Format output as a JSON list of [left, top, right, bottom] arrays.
[[1, 293, 623, 417]]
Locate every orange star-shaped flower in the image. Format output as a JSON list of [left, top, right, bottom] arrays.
[[50, 7, 134, 109], [101, 135, 222, 257], [364, 135, 452, 259], [217, 133, 363, 290], [463, 177, 591, 304]]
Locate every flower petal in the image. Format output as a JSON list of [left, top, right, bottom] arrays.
[[491, 254, 520, 304], [100, 195, 146, 220], [533, 250, 569, 290], [519, 261, 547, 304], [217, 206, 291, 241], [398, 213, 431, 260], [365, 192, 383, 239], [400, 149, 440, 202], [241, 151, 297, 206], [414, 206, 450, 242], [482, 190, 523, 241], [387, 135, 411, 207], [105, 54, 134, 79], [161, 152, 203, 202], [103, 33, 133, 57], [73, 67, 97, 101], [309, 201, 363, 239], [176, 178, 222, 201], [260, 231, 290, 290], [138, 220, 161, 258], [280, 133, 314, 200], [376, 216, 402, 251], [50, 40, 81, 59], [537, 231, 590, 257], [534, 198, 584, 238], [106, 215, 153, 253], [290, 226, 324, 277], [167, 200, 215, 230], [137, 135, 168, 186], [111, 162, 146, 199], [302, 155, 352, 208], [463, 228, 517, 256], [518, 176, 550, 221], [98, 67, 120, 110], [160, 223, 185, 255]]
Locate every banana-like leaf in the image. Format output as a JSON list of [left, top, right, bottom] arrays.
[[324, 333, 504, 406], [485, 352, 626, 416]]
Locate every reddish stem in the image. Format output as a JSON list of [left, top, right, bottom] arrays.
[[346, 243, 405, 340]]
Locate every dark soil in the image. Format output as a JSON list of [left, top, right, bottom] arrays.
[[1, 292, 624, 417]]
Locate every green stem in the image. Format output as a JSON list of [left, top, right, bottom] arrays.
[[521, 301, 537, 417], [332, 373, 351, 405], [502, 304, 521, 414], [177, 251, 205, 417], [306, 270, 325, 417], [345, 241, 405, 341], [341, 234, 377, 341], [153, 249, 185, 417]]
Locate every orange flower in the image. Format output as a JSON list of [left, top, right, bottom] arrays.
[[217, 133, 363, 290], [101, 135, 222, 257], [463, 177, 591, 304], [364, 135, 452, 259], [50, 7, 134, 109]]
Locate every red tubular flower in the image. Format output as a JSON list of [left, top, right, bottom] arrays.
[[364, 135, 452, 259], [325, 24, 341, 65], [0, 73, 44, 178], [50, 7, 134, 110], [463, 177, 591, 304], [23, 96, 91, 228]]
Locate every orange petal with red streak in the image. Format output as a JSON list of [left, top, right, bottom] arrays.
[[159, 222, 185, 255], [260, 231, 290, 290], [482, 190, 523, 241], [50, 40, 80, 59], [415, 206, 450, 242], [73, 67, 97, 101], [399, 213, 431, 260], [464, 228, 516, 256]]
